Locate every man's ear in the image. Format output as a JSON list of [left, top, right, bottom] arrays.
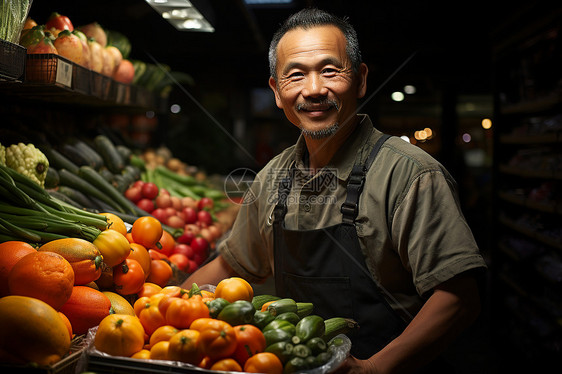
[[356, 62, 368, 99], [269, 76, 283, 109]]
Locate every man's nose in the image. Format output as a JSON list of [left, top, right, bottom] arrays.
[[302, 73, 328, 97]]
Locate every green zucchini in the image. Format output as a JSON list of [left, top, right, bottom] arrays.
[[322, 317, 359, 342], [251, 294, 281, 311], [275, 312, 300, 325], [284, 356, 309, 374], [263, 328, 293, 347], [41, 146, 79, 174], [58, 168, 125, 213], [291, 344, 312, 359], [98, 168, 115, 183], [72, 139, 104, 170], [78, 166, 136, 215], [57, 185, 97, 210], [296, 302, 314, 318], [263, 320, 296, 336], [253, 311, 275, 330], [217, 300, 255, 326], [44, 168, 59, 189], [94, 135, 124, 174], [265, 341, 293, 364], [116, 145, 132, 163], [267, 298, 298, 316], [295, 315, 325, 342], [305, 337, 327, 356], [61, 143, 91, 168]]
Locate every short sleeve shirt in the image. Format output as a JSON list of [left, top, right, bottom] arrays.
[[220, 114, 487, 320]]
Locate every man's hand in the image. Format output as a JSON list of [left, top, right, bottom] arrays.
[[333, 356, 378, 374]]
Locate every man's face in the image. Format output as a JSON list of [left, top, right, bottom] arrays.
[[269, 25, 367, 138]]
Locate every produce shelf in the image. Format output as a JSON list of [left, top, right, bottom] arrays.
[[0, 38, 26, 82]]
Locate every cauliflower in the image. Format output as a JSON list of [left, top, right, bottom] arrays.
[[5, 143, 49, 187]]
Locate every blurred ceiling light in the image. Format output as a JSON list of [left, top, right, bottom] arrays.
[[404, 85, 416, 94], [145, 0, 214, 32], [482, 118, 492, 129], [462, 133, 472, 143], [391, 91, 404, 101]]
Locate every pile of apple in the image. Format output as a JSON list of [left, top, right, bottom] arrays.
[[124, 181, 223, 273]]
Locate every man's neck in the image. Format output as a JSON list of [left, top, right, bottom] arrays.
[[304, 116, 359, 173]]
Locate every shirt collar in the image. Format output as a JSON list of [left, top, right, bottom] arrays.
[[291, 114, 375, 181]]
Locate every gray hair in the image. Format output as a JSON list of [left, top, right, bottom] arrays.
[[268, 8, 363, 80]]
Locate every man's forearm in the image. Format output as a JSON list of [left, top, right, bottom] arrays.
[[180, 255, 239, 289], [370, 275, 481, 374]]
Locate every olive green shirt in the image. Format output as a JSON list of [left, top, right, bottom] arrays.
[[220, 114, 486, 320]]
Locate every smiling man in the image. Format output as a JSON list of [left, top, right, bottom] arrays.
[[183, 8, 488, 373]]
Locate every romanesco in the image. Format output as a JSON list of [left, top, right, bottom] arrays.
[[5, 143, 50, 187], [0, 144, 5, 165]]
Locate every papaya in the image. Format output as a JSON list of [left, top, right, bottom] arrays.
[[59, 286, 112, 335], [102, 291, 135, 316], [39, 238, 103, 285], [0, 296, 71, 366]]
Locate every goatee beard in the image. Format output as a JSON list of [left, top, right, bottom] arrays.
[[300, 122, 339, 139]]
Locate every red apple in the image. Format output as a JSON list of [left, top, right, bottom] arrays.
[[191, 237, 209, 256], [197, 197, 214, 211], [187, 260, 198, 273], [151, 208, 169, 224], [197, 210, 213, 226], [141, 182, 159, 200], [177, 230, 196, 245], [136, 198, 155, 213], [182, 207, 198, 224]]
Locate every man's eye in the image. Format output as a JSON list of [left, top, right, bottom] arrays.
[[288, 72, 304, 78], [322, 68, 337, 75]]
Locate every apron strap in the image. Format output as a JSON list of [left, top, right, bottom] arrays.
[[273, 168, 293, 222], [341, 134, 391, 223]]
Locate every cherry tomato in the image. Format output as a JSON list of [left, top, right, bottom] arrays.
[[141, 182, 159, 200], [131, 216, 163, 249], [233, 324, 266, 365], [112, 259, 145, 295]]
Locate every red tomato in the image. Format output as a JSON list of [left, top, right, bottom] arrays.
[[124, 186, 142, 202], [191, 237, 209, 256], [136, 198, 155, 213], [141, 182, 159, 200], [151, 208, 169, 224], [112, 258, 145, 295], [173, 244, 193, 258], [197, 197, 214, 211], [155, 230, 176, 257], [182, 207, 198, 224], [233, 324, 266, 365], [197, 210, 213, 226], [45, 12, 74, 31], [177, 230, 196, 245], [169, 253, 189, 272]]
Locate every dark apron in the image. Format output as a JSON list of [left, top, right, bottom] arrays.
[[272, 134, 407, 359]]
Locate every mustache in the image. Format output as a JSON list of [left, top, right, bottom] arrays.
[[296, 99, 339, 112]]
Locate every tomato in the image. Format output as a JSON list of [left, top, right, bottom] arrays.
[[190, 317, 230, 332], [138, 301, 167, 336], [198, 319, 237, 360], [146, 259, 173, 287], [155, 230, 176, 256], [141, 182, 159, 200], [214, 277, 254, 303], [149, 325, 179, 348], [233, 324, 267, 365], [94, 314, 145, 357], [125, 186, 142, 203], [99, 212, 127, 237], [112, 259, 145, 296], [173, 243, 193, 258], [211, 358, 242, 372], [45, 12, 74, 32], [177, 230, 196, 245], [137, 283, 162, 299], [149, 340, 169, 360], [128, 243, 151, 280], [197, 210, 213, 226], [244, 352, 283, 374], [133, 296, 150, 317], [167, 329, 205, 365], [131, 216, 163, 249], [169, 253, 189, 272], [165, 295, 210, 329], [136, 198, 155, 214], [197, 197, 214, 211], [93, 229, 131, 268]]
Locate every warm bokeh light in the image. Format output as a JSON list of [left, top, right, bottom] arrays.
[[482, 118, 492, 129], [404, 85, 416, 94], [391, 91, 404, 101]]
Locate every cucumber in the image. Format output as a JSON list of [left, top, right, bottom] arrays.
[[314, 351, 332, 367], [94, 135, 124, 174], [116, 145, 132, 163], [41, 146, 79, 174], [296, 302, 314, 318], [98, 168, 115, 183], [291, 344, 312, 359], [275, 312, 300, 325], [284, 357, 309, 374], [78, 166, 136, 215], [252, 294, 281, 311], [305, 337, 327, 356], [267, 298, 298, 316], [217, 300, 255, 326], [61, 143, 91, 168], [295, 315, 325, 342], [322, 317, 359, 342], [253, 311, 275, 330], [263, 328, 293, 347]]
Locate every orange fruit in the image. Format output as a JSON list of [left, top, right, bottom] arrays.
[[58, 311, 73, 339], [99, 212, 128, 236], [0, 295, 71, 366], [59, 286, 112, 335], [0, 241, 36, 297], [8, 251, 74, 310], [146, 259, 173, 287]]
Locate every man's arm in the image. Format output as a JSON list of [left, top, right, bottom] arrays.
[[180, 255, 240, 289], [337, 272, 482, 374]]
